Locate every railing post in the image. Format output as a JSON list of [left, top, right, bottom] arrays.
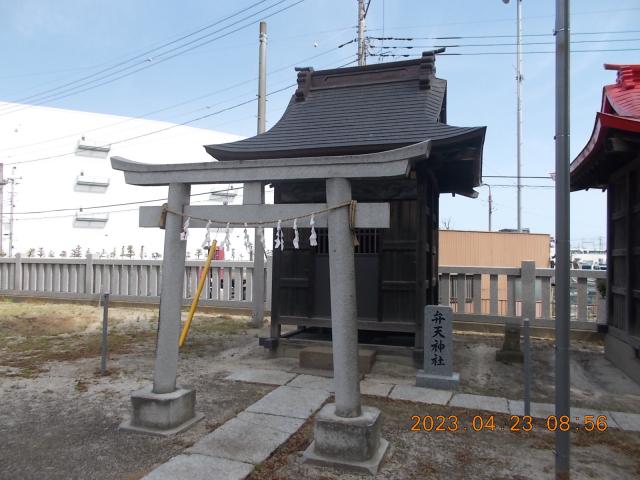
[[489, 274, 499, 315], [14, 253, 22, 291], [507, 275, 517, 316], [541, 275, 552, 319], [456, 274, 466, 313], [472, 274, 481, 314], [100, 293, 109, 375], [265, 256, 272, 311], [576, 275, 588, 322], [521, 260, 536, 321], [85, 253, 94, 295], [440, 273, 450, 306]]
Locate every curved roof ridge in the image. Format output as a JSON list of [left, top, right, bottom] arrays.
[[204, 52, 484, 163]]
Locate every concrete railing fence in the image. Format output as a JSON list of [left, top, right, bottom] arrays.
[[0, 254, 272, 310], [0, 256, 604, 329], [440, 260, 607, 330]]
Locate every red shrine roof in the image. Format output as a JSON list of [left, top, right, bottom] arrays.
[[571, 64, 640, 190]]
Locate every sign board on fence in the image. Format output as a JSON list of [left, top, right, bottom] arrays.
[[416, 305, 460, 390]]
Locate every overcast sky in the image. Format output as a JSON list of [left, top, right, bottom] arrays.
[[1, 0, 639, 248]]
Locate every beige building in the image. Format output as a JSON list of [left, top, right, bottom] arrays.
[[439, 230, 551, 315], [439, 230, 551, 267]]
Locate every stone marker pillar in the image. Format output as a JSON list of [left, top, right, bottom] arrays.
[[496, 320, 523, 363], [416, 305, 460, 390], [303, 178, 388, 475], [120, 182, 203, 436]]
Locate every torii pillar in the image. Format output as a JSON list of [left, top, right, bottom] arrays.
[[303, 178, 389, 474], [120, 182, 204, 435]]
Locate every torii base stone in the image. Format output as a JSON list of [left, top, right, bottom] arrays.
[[303, 404, 389, 475], [119, 386, 204, 437]]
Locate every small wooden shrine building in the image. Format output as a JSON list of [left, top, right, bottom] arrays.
[[571, 63, 640, 383], [206, 52, 486, 353]]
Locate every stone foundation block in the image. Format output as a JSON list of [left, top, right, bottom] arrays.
[[496, 321, 523, 363], [119, 386, 203, 436], [303, 403, 388, 475]]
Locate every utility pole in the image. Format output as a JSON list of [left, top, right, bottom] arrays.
[[257, 21, 267, 134], [7, 167, 20, 258], [502, 0, 523, 231], [481, 183, 494, 232], [516, 0, 523, 231], [554, 0, 571, 477], [357, 0, 366, 66], [488, 185, 493, 232], [250, 20, 267, 328]]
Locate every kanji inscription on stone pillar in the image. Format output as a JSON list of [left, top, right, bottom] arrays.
[[416, 305, 460, 390]]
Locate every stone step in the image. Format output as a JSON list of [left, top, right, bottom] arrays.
[[299, 345, 377, 374]]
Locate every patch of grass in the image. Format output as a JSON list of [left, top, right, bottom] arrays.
[[189, 316, 250, 336], [75, 380, 89, 392], [17, 366, 41, 378], [0, 330, 155, 375], [179, 316, 251, 351], [0, 303, 251, 378]]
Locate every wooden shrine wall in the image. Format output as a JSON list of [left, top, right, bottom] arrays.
[[271, 175, 439, 333], [608, 157, 640, 338]]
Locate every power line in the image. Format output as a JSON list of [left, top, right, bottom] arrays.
[[7, 185, 245, 217], [0, 44, 346, 155], [0, 0, 305, 116], [370, 47, 640, 58], [5, 55, 358, 221], [4, 86, 288, 166], [4, 53, 357, 166], [442, 47, 640, 55], [0, 1, 272, 111], [376, 37, 640, 49], [368, 29, 640, 41], [367, 6, 640, 32]]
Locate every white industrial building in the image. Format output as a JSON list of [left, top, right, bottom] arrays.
[[0, 102, 258, 259]]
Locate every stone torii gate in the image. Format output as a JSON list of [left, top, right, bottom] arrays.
[[112, 140, 431, 472]]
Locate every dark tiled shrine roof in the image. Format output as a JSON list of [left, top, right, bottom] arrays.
[[205, 52, 485, 164]]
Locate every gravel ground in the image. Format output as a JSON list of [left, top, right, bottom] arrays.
[[451, 332, 640, 412], [0, 303, 273, 480], [1, 302, 640, 479], [250, 396, 640, 480]]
